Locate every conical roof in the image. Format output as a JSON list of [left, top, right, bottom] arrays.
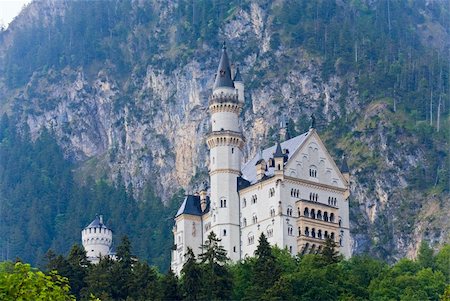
[[85, 215, 109, 229], [273, 142, 284, 158], [341, 155, 349, 173], [233, 65, 242, 82], [213, 42, 235, 90]]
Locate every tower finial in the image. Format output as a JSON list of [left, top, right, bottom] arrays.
[[310, 114, 316, 129]]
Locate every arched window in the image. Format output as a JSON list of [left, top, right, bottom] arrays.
[[287, 206, 293, 216], [223, 229, 227, 236], [324, 212, 329, 222], [331, 232, 335, 240], [270, 207, 275, 217], [304, 207, 309, 216], [339, 218, 342, 227], [252, 214, 257, 224], [298, 227, 301, 236], [305, 227, 310, 236], [317, 210, 322, 220], [220, 198, 227, 208], [330, 213, 335, 223], [242, 198, 247, 208], [288, 225, 293, 236], [318, 229, 322, 239], [311, 228, 316, 238], [267, 226, 274, 238], [324, 231, 329, 238], [310, 209, 316, 219], [243, 218, 247, 227], [248, 233, 255, 245], [309, 165, 317, 178]]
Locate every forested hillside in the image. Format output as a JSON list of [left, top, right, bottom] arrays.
[[0, 0, 449, 267]]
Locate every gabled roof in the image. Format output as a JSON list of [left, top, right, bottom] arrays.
[[175, 195, 210, 218], [213, 43, 235, 90], [241, 131, 310, 184]]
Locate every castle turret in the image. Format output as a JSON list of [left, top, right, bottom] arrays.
[[206, 42, 244, 261], [273, 142, 285, 176], [233, 66, 244, 104], [81, 215, 113, 264]]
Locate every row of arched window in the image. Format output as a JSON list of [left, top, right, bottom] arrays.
[[309, 166, 317, 178], [269, 188, 275, 197], [251, 195, 258, 204], [309, 192, 319, 202], [248, 235, 255, 245], [303, 227, 335, 240], [291, 188, 300, 198], [303, 207, 335, 223], [328, 197, 337, 206], [83, 237, 111, 244], [286, 207, 293, 216], [270, 208, 276, 217]]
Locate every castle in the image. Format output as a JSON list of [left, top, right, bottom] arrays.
[[171, 44, 351, 275]]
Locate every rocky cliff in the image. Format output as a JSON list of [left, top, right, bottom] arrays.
[[0, 0, 448, 262]]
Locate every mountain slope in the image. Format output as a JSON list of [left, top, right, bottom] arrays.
[[0, 0, 449, 265]]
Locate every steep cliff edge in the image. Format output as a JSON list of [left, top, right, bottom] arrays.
[[0, 0, 448, 263]]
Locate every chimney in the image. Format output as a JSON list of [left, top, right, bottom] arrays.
[[255, 159, 266, 181]]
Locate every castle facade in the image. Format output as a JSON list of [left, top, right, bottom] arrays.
[[171, 45, 351, 275]]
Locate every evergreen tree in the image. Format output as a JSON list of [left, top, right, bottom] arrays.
[[199, 231, 232, 300], [321, 237, 341, 264], [181, 248, 203, 301], [417, 240, 435, 269], [245, 233, 281, 300], [161, 269, 181, 301], [111, 236, 133, 299]]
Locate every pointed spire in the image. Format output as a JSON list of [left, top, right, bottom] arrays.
[[213, 42, 235, 90], [309, 113, 316, 129], [233, 65, 242, 82], [273, 141, 284, 158], [341, 154, 349, 173]]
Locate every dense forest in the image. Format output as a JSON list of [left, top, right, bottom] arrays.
[[0, 0, 449, 270], [1, 234, 449, 300], [0, 114, 179, 269]]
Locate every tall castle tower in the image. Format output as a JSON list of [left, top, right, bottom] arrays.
[[206, 43, 244, 261], [81, 215, 113, 263]]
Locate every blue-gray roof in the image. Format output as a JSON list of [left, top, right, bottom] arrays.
[[233, 66, 242, 82], [85, 215, 110, 229], [213, 43, 235, 90], [241, 131, 310, 184], [175, 195, 210, 218]]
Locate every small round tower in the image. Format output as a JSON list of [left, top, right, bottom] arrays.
[[81, 215, 113, 263]]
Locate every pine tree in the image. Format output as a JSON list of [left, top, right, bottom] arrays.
[[181, 248, 203, 301], [245, 233, 281, 300], [161, 269, 181, 301], [321, 237, 341, 264], [198, 231, 232, 300], [417, 240, 435, 269]]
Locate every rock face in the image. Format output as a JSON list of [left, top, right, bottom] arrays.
[[0, 0, 448, 261]]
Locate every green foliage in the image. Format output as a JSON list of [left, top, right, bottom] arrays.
[[0, 117, 181, 270], [0, 262, 75, 300], [2, 235, 447, 300]]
